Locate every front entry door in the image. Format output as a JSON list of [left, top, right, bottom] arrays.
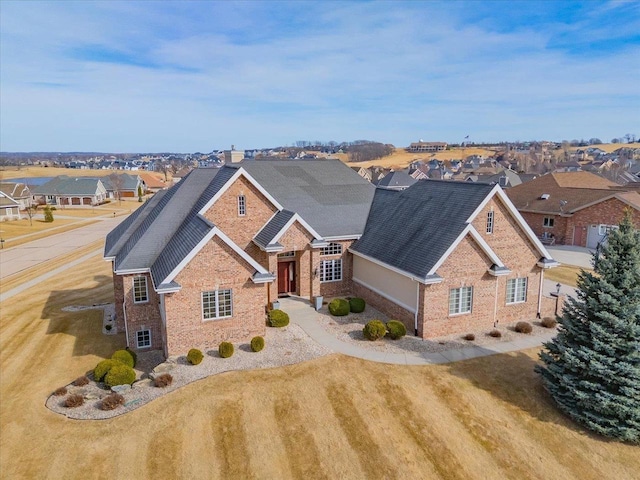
[[277, 261, 296, 294]]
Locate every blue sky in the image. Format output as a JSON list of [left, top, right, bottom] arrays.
[[1, 1, 638, 152]]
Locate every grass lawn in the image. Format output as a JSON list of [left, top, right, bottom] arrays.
[[345, 147, 498, 170], [1, 257, 638, 479], [545, 265, 591, 288]]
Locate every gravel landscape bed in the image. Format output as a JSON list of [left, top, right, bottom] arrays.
[[46, 324, 331, 420], [316, 302, 557, 354]]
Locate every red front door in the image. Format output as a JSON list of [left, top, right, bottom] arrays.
[[573, 226, 585, 246], [277, 261, 296, 294]]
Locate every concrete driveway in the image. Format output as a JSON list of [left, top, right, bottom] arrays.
[[546, 245, 594, 269]]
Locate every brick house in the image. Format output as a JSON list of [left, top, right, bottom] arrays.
[[105, 160, 559, 356], [506, 172, 640, 248]]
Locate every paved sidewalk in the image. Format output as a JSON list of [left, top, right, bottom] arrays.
[[280, 297, 558, 366]]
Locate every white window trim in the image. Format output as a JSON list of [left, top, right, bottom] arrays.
[[486, 211, 494, 234], [320, 242, 343, 256], [506, 277, 527, 305], [598, 224, 617, 236], [202, 289, 233, 321], [133, 276, 149, 304], [320, 259, 342, 283], [449, 286, 473, 316], [543, 217, 555, 228], [136, 329, 151, 349], [237, 195, 246, 216]]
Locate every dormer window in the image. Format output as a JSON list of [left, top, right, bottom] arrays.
[[237, 195, 246, 216], [486, 211, 494, 234]]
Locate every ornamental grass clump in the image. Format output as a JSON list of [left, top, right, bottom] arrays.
[[515, 321, 533, 334], [363, 320, 387, 341], [72, 375, 90, 387], [268, 309, 290, 327], [386, 320, 407, 340], [541, 317, 558, 328], [154, 373, 173, 388], [104, 364, 136, 388], [187, 348, 204, 365], [250, 336, 265, 352], [65, 394, 84, 408], [348, 297, 366, 313], [328, 298, 350, 316], [464, 333, 476, 341], [219, 342, 234, 358], [54, 386, 68, 396], [111, 349, 135, 368], [101, 393, 125, 411], [489, 329, 502, 338]]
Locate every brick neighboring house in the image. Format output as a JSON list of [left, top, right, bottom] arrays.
[[506, 172, 640, 248], [105, 160, 559, 357]]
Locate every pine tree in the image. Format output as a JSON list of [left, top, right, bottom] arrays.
[[43, 205, 54, 223], [536, 210, 640, 443]]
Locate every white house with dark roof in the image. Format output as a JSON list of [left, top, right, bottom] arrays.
[[105, 160, 559, 356]]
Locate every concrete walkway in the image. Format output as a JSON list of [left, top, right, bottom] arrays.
[[279, 297, 558, 366], [546, 245, 594, 269]]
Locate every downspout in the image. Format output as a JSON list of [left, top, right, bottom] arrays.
[[414, 281, 420, 336], [537, 268, 544, 319], [493, 276, 499, 327], [123, 299, 130, 348]]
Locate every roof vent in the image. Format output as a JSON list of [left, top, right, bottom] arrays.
[[540, 193, 550, 200]]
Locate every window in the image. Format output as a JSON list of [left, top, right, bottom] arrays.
[[598, 224, 617, 236], [321, 243, 342, 256], [449, 286, 473, 315], [202, 289, 233, 320], [133, 276, 148, 303], [486, 211, 494, 234], [320, 259, 342, 282], [237, 195, 246, 216], [506, 278, 527, 304], [543, 217, 555, 228], [136, 329, 151, 348], [277, 251, 295, 258]]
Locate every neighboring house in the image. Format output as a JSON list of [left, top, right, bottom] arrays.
[[506, 172, 640, 248], [350, 180, 559, 337], [138, 172, 168, 193], [375, 170, 417, 190], [0, 182, 32, 210], [104, 160, 559, 357], [172, 167, 192, 184], [0, 192, 22, 221], [101, 173, 143, 199], [408, 141, 448, 152], [32, 176, 108, 207], [350, 166, 372, 182]]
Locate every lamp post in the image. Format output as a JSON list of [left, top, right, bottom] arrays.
[[556, 283, 561, 295]]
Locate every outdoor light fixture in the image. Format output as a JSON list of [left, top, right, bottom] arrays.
[[556, 283, 561, 295], [313, 268, 318, 278]]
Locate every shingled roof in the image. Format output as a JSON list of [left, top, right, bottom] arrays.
[[351, 180, 495, 279], [33, 176, 104, 196]]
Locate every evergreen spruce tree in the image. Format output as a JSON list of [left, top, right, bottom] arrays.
[[43, 205, 54, 223], [536, 211, 640, 443]]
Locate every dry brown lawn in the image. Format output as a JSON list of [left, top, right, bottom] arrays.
[[545, 265, 591, 288], [1, 257, 638, 479], [345, 147, 498, 170]]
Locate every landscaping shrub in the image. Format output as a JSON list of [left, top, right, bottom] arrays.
[[541, 317, 558, 328], [72, 375, 89, 387], [187, 348, 204, 365], [515, 321, 533, 334], [489, 329, 502, 338], [250, 336, 265, 352], [386, 320, 407, 340], [268, 309, 290, 327], [54, 386, 68, 396], [104, 364, 136, 388], [101, 393, 125, 411], [154, 373, 173, 388], [65, 394, 84, 408], [328, 298, 350, 316], [349, 297, 366, 313], [126, 347, 137, 366], [43, 206, 54, 223], [93, 359, 120, 382], [111, 349, 135, 368], [464, 333, 476, 341], [219, 342, 234, 358], [363, 320, 387, 341]]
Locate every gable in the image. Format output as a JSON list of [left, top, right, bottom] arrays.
[[436, 234, 493, 279], [277, 220, 315, 251]]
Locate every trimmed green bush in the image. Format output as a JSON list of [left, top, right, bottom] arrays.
[[104, 364, 136, 388], [268, 309, 290, 327], [43, 206, 54, 222], [251, 336, 265, 352], [349, 297, 366, 313], [111, 349, 135, 368], [94, 359, 120, 382], [386, 320, 407, 340], [328, 298, 350, 316], [363, 320, 387, 341], [126, 347, 137, 366], [219, 342, 234, 358], [187, 348, 204, 365]]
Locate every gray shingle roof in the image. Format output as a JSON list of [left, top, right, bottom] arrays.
[[33, 176, 103, 195], [254, 210, 295, 249], [375, 170, 417, 189], [240, 160, 375, 238], [351, 180, 494, 279]]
